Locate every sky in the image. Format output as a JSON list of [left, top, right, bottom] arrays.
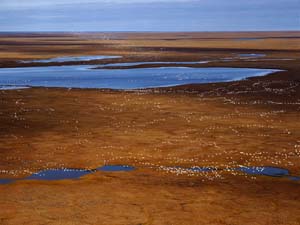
[[0, 0, 299, 31]]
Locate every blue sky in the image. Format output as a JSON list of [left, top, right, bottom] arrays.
[[0, 0, 299, 31]]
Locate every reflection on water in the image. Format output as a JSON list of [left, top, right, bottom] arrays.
[[20, 55, 122, 63], [0, 65, 280, 90]]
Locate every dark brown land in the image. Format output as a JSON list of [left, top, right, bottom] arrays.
[[0, 32, 300, 225]]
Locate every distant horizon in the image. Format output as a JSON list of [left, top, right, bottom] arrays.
[[1, 0, 299, 32], [1, 30, 299, 33]]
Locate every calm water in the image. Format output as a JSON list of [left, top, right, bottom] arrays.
[[0, 65, 280, 90], [20, 55, 122, 63]]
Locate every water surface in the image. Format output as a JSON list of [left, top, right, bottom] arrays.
[[20, 55, 122, 63], [0, 85, 29, 90], [1, 165, 299, 184], [0, 165, 135, 184], [97, 165, 135, 171], [0, 65, 280, 90], [27, 168, 94, 180], [238, 53, 266, 58]]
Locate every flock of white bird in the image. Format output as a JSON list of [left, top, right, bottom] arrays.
[[0, 78, 299, 183]]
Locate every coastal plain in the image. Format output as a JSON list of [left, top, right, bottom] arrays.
[[0, 32, 300, 225]]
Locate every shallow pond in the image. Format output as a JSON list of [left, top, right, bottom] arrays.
[[97, 165, 135, 171], [0, 165, 135, 184], [0, 65, 280, 89], [26, 168, 94, 180]]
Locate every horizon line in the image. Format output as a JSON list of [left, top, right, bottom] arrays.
[[0, 30, 300, 33]]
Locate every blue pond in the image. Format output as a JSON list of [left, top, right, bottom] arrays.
[[97, 165, 135, 172], [0, 165, 135, 184], [0, 65, 280, 90], [27, 168, 94, 181], [20, 55, 122, 63]]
